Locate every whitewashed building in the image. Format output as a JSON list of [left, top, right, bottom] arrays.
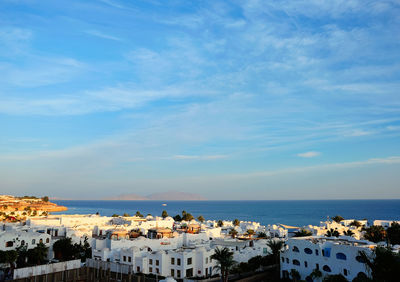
[[280, 236, 375, 281]]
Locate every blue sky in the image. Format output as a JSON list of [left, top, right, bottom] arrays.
[[1, 0, 400, 200]]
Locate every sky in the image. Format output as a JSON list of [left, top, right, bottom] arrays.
[[0, 0, 400, 200]]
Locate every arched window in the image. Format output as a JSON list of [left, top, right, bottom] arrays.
[[32, 239, 36, 244], [6, 241, 13, 247], [336, 252, 346, 260], [323, 265, 331, 272], [304, 248, 313, 254], [293, 246, 299, 252], [293, 259, 300, 266], [39, 238, 43, 243], [46, 238, 50, 243]]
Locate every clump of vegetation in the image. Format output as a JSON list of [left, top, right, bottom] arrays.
[[135, 211, 144, 217], [233, 219, 240, 226], [332, 215, 344, 223], [350, 220, 362, 228], [293, 228, 312, 237], [111, 214, 119, 217], [53, 237, 92, 262], [161, 210, 168, 218], [123, 213, 130, 217], [197, 215, 205, 222]]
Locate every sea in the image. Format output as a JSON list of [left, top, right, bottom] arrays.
[[52, 200, 400, 227]]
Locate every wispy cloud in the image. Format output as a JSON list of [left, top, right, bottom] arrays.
[[84, 30, 122, 41], [297, 151, 321, 158], [171, 155, 227, 160]]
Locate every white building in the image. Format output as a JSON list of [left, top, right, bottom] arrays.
[[0, 230, 51, 251], [280, 236, 375, 281]]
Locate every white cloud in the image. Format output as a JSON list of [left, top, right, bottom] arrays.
[[297, 151, 321, 158], [172, 155, 227, 160], [84, 30, 122, 41]]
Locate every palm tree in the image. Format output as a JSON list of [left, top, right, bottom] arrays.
[[197, 215, 205, 223], [290, 269, 301, 281], [358, 247, 400, 281], [310, 268, 322, 281], [217, 220, 224, 227], [32, 242, 48, 264], [233, 219, 240, 226], [343, 230, 354, 237], [246, 229, 255, 238], [211, 247, 236, 282], [293, 228, 312, 237], [326, 228, 340, 237], [363, 225, 386, 243], [267, 239, 284, 264], [229, 228, 238, 238], [332, 215, 344, 223]]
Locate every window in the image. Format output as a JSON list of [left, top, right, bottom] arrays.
[[186, 268, 193, 277], [171, 269, 175, 276], [123, 256, 126, 262], [293, 259, 300, 266], [137, 266, 140, 272], [156, 260, 159, 266], [177, 270, 181, 278], [206, 257, 208, 264], [323, 265, 332, 272], [336, 253, 347, 260], [304, 248, 312, 254], [21, 240, 25, 246], [315, 249, 319, 256], [156, 268, 159, 274], [304, 261, 308, 268], [344, 269, 348, 276], [5, 241, 13, 247], [210, 256, 212, 262], [286, 258, 289, 263], [46, 238, 50, 243], [149, 267, 153, 273], [187, 257, 192, 265], [149, 259, 153, 265], [39, 239, 43, 243], [177, 258, 181, 265], [281, 257, 284, 263], [171, 257, 175, 265], [128, 256, 132, 262], [32, 239, 36, 244], [293, 246, 299, 252], [316, 263, 319, 270]]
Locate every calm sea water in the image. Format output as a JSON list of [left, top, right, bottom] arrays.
[[52, 200, 400, 227]]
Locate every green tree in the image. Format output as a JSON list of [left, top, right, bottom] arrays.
[[246, 229, 255, 237], [326, 228, 340, 237], [182, 213, 194, 221], [290, 269, 301, 281], [267, 239, 284, 264], [173, 214, 182, 221], [211, 247, 236, 282], [42, 196, 49, 202], [229, 228, 238, 238], [310, 268, 322, 280], [197, 215, 205, 223], [358, 246, 400, 281], [248, 255, 263, 271], [135, 211, 144, 217], [343, 230, 354, 237], [257, 232, 267, 238], [364, 225, 386, 243], [293, 228, 312, 237], [217, 220, 224, 227], [0, 250, 18, 264], [332, 215, 344, 223], [53, 238, 75, 260], [123, 213, 130, 217], [30, 242, 48, 264], [233, 219, 240, 226], [350, 220, 362, 228], [387, 222, 400, 245], [111, 214, 119, 217], [161, 210, 168, 218]]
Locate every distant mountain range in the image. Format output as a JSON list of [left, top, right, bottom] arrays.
[[103, 191, 206, 201]]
